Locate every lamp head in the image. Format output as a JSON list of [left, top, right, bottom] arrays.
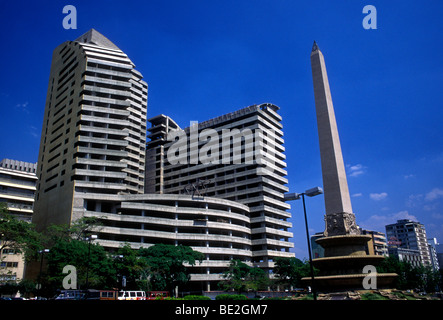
[[284, 192, 301, 201], [305, 187, 323, 197]]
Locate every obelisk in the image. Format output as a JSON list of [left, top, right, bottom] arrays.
[[302, 42, 397, 291], [310, 41, 359, 236]]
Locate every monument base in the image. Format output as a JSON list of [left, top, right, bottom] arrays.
[[302, 234, 397, 292]]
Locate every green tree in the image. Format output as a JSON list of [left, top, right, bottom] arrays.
[[273, 257, 318, 290], [219, 259, 269, 293], [377, 256, 412, 289], [0, 203, 43, 264], [377, 256, 442, 292], [138, 244, 204, 293], [46, 238, 115, 291], [45, 216, 102, 243], [113, 243, 147, 290], [42, 217, 115, 294]]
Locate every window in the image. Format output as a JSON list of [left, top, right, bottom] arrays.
[[0, 262, 18, 268], [2, 248, 18, 255]]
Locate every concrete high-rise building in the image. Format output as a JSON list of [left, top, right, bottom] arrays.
[[0, 159, 37, 284], [33, 29, 148, 231], [144, 104, 294, 271], [30, 30, 292, 293], [385, 219, 432, 267]]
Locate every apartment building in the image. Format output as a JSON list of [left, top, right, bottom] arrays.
[[386, 219, 432, 267]]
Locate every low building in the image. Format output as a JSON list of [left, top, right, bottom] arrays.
[[79, 193, 252, 293], [0, 158, 37, 283], [388, 247, 422, 268], [311, 232, 325, 259], [361, 229, 389, 256]]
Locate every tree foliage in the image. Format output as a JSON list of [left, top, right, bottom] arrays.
[[219, 259, 269, 293], [3, 208, 442, 297], [273, 257, 318, 290], [46, 238, 116, 290], [113, 243, 148, 290], [0, 203, 43, 262], [138, 244, 204, 292], [377, 256, 442, 292]]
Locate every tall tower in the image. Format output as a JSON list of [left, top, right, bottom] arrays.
[[310, 41, 358, 236], [33, 29, 148, 231], [305, 42, 396, 290]]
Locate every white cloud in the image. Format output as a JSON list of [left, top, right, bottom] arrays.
[[352, 193, 363, 197], [15, 101, 30, 114], [15, 101, 29, 108], [29, 125, 39, 138], [370, 192, 388, 201], [425, 188, 443, 201], [431, 213, 443, 220], [406, 194, 423, 208], [403, 174, 415, 179], [347, 164, 366, 177], [360, 210, 418, 232]]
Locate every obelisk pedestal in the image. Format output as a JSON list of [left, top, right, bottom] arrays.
[[302, 42, 396, 291]]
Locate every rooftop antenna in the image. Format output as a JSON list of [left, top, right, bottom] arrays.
[[183, 178, 211, 198]]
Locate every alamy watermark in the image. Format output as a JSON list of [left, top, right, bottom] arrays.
[[166, 121, 277, 175], [362, 264, 377, 289], [62, 265, 77, 289], [362, 5, 377, 30], [62, 5, 77, 30]]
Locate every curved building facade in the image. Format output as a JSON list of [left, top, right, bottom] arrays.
[[79, 193, 251, 291]]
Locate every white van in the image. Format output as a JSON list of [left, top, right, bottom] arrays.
[[118, 291, 146, 300]]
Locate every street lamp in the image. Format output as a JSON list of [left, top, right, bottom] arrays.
[[37, 249, 50, 298], [285, 186, 323, 301], [85, 234, 98, 290]]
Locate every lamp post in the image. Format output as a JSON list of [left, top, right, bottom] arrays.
[[284, 187, 323, 301], [85, 234, 97, 290], [37, 249, 50, 299]]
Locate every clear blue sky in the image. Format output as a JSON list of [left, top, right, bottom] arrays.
[[0, 0, 442, 259]]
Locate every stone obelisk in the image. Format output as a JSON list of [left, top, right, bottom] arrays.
[[305, 42, 397, 291], [310, 41, 359, 237]]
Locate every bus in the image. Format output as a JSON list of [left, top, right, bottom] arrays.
[[118, 291, 146, 300], [98, 290, 118, 300]]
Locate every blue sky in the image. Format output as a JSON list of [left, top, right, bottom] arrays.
[[0, 0, 442, 259]]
